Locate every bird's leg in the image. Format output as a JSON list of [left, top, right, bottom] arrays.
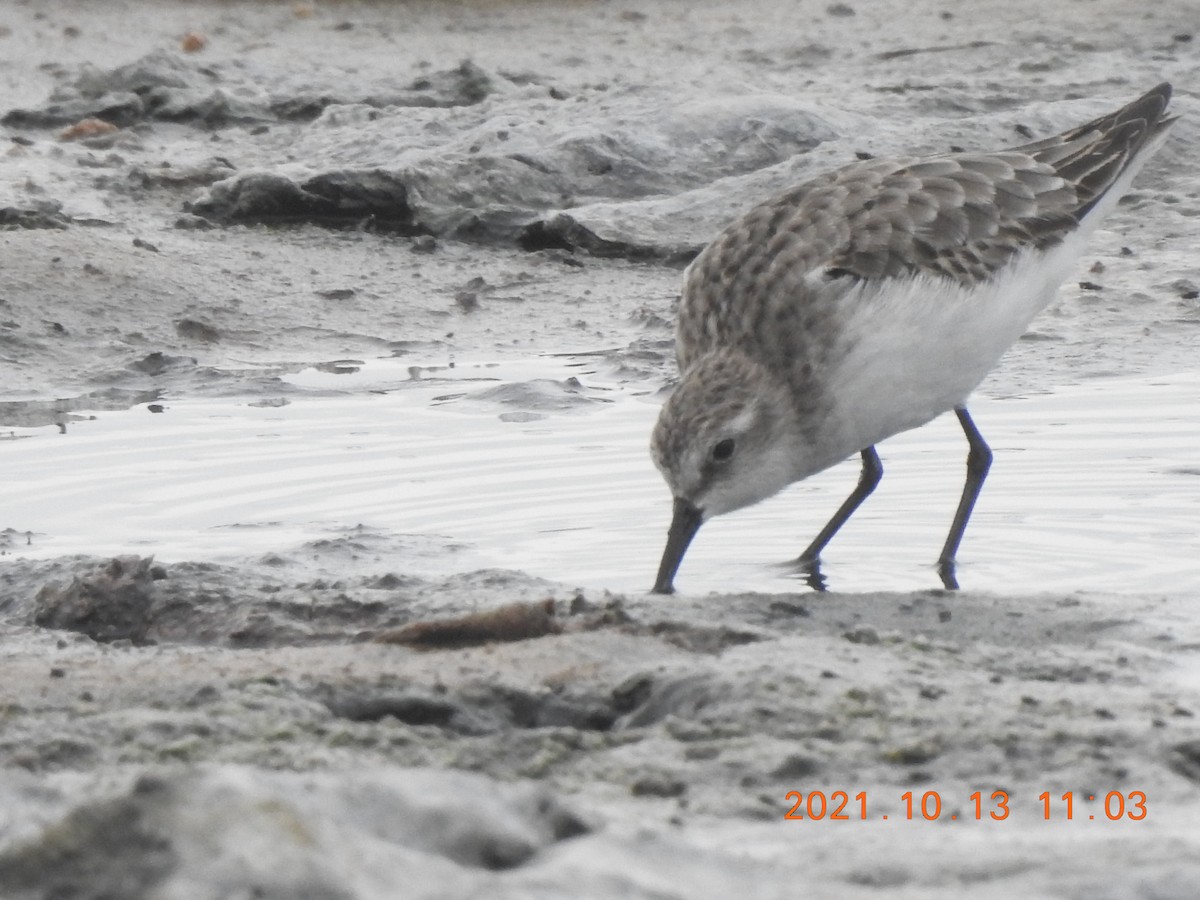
[[798, 446, 883, 564], [936, 407, 993, 589]]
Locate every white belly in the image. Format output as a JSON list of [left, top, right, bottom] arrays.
[[816, 234, 1086, 465]]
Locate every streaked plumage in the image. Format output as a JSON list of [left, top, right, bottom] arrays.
[[651, 84, 1176, 594]]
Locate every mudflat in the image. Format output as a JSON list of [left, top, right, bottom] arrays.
[[2, 2, 1199, 897]]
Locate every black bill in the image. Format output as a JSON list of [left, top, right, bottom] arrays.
[[651, 497, 704, 594]]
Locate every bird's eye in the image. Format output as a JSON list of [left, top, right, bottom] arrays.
[[711, 438, 736, 463]]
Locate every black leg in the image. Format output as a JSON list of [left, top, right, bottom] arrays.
[[936, 407, 993, 588], [799, 446, 883, 563]]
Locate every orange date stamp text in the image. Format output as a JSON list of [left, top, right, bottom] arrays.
[[783, 790, 1148, 822]]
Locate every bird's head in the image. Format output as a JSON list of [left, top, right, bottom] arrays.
[[649, 350, 804, 593]]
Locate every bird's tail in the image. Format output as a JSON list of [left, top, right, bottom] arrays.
[[1018, 83, 1176, 222]]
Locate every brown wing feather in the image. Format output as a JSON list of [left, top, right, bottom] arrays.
[[834, 83, 1174, 282], [678, 84, 1174, 369]]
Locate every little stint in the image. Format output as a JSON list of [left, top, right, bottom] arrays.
[[651, 84, 1176, 594]]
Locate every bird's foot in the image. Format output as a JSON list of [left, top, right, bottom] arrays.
[[936, 558, 960, 591], [793, 556, 829, 593]]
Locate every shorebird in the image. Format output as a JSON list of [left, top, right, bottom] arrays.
[[650, 83, 1176, 594]]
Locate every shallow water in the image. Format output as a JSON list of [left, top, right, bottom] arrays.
[[4, 356, 1197, 597]]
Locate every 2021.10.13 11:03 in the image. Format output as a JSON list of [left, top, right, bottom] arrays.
[[784, 790, 1148, 821]]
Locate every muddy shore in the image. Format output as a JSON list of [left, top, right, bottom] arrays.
[[2, 1, 1200, 897]]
